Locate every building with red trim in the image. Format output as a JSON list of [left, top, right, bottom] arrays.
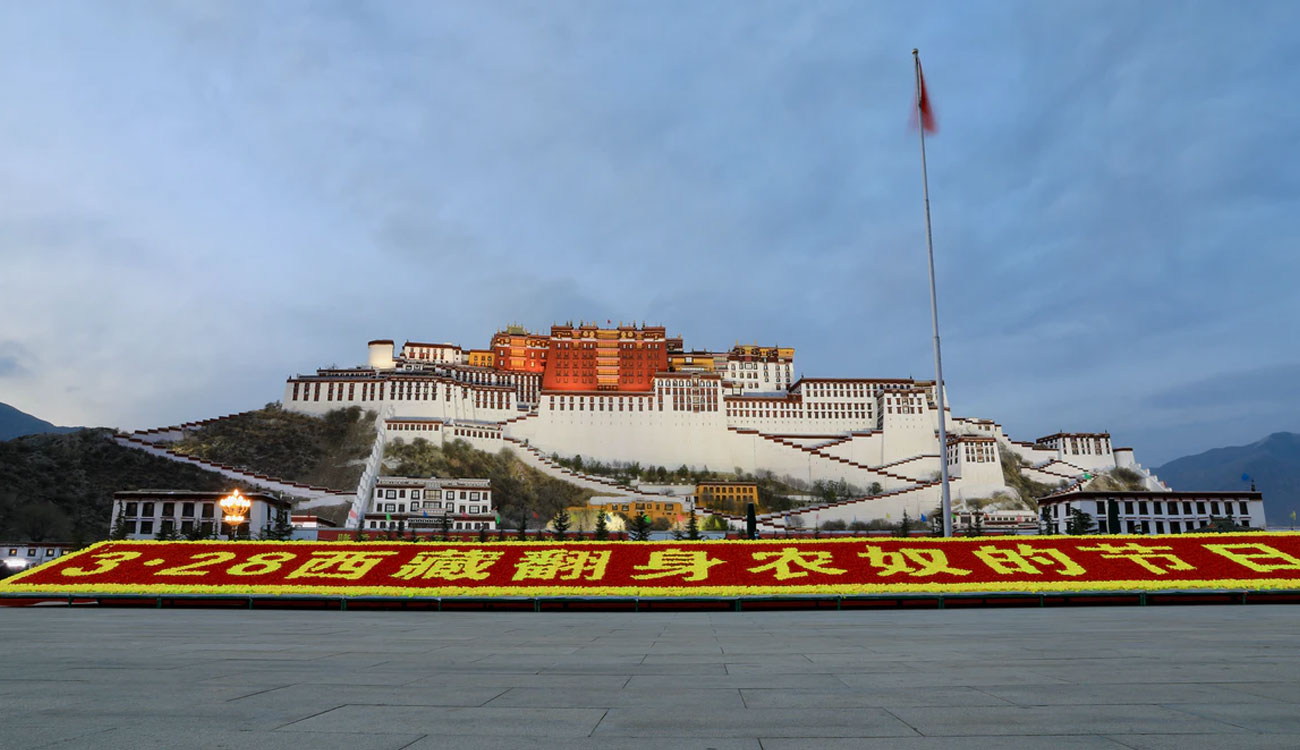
[[542, 322, 669, 392]]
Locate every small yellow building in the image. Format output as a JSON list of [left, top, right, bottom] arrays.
[[695, 481, 759, 513], [565, 496, 691, 528], [466, 349, 497, 368]]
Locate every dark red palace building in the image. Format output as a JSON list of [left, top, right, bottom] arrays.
[[491, 322, 672, 392]]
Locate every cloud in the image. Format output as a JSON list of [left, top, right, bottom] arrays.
[[1145, 363, 1300, 411], [0, 341, 33, 378], [0, 1, 1298, 455]]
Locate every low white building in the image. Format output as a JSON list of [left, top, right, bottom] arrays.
[[3, 542, 77, 574], [109, 490, 292, 540], [1038, 490, 1266, 535], [367, 476, 496, 533]]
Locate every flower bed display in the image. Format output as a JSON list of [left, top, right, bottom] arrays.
[[4, 535, 1300, 598]]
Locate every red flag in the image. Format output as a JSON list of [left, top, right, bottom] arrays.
[[912, 57, 938, 134]]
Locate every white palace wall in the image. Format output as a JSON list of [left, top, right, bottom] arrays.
[[278, 338, 1159, 524]]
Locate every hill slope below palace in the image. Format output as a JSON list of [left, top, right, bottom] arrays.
[[166, 405, 376, 491], [0, 429, 254, 543], [166, 405, 597, 524], [0, 402, 80, 441], [1155, 432, 1300, 526]]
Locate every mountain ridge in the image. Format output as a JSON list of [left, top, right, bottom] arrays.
[[0, 402, 80, 441], [1155, 431, 1300, 526]]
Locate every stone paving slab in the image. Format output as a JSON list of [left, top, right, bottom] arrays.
[[1105, 734, 1300, 749], [2, 606, 1299, 748], [281, 705, 608, 736], [759, 738, 1126, 750], [885, 703, 1246, 736]]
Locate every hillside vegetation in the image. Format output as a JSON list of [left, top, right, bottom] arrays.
[[385, 437, 596, 527], [1082, 467, 1148, 492], [999, 446, 1063, 509], [0, 429, 254, 543], [168, 404, 374, 490]]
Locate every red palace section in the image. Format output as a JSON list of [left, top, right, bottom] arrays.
[[540, 323, 669, 392]]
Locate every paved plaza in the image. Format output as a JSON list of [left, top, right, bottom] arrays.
[[3, 604, 1300, 749]]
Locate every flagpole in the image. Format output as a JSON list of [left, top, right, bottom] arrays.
[[913, 48, 954, 538]]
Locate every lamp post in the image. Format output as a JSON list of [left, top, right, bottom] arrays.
[[219, 488, 251, 540]]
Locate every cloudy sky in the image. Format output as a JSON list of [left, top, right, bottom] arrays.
[[2, 1, 1297, 465]]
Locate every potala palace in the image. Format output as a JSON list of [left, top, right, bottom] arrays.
[[278, 321, 1171, 530]]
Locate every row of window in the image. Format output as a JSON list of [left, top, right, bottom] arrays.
[[1099, 518, 1248, 534], [376, 502, 487, 514], [803, 382, 913, 397], [7, 547, 62, 558], [366, 520, 491, 531], [1074, 500, 1252, 517], [125, 519, 217, 536], [121, 501, 216, 519], [378, 489, 485, 501]]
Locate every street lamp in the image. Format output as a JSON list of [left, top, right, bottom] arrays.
[[219, 489, 251, 540]]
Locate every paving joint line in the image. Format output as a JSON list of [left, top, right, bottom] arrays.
[[271, 703, 349, 730], [587, 708, 609, 737], [478, 688, 511, 706], [880, 706, 924, 737], [226, 683, 295, 703]]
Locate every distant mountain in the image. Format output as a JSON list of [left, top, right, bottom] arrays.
[[1155, 432, 1300, 527], [0, 402, 80, 441]]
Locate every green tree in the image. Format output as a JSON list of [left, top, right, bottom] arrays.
[[594, 510, 610, 541], [477, 525, 488, 542], [185, 521, 213, 541], [155, 520, 178, 541], [262, 509, 294, 541], [629, 513, 653, 541], [896, 511, 913, 537], [109, 506, 132, 540], [965, 509, 985, 537], [1065, 507, 1095, 535], [686, 507, 701, 540], [438, 512, 452, 541], [516, 509, 528, 541], [702, 514, 728, 532], [551, 509, 571, 541]]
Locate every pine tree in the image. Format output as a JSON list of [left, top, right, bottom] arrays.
[[550, 509, 571, 541], [109, 506, 131, 540], [686, 507, 701, 540], [185, 521, 212, 541], [516, 510, 528, 541], [1066, 507, 1095, 535], [594, 511, 609, 541], [438, 512, 452, 541], [270, 512, 295, 541], [477, 525, 489, 542], [896, 511, 913, 537], [630, 513, 653, 541]]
